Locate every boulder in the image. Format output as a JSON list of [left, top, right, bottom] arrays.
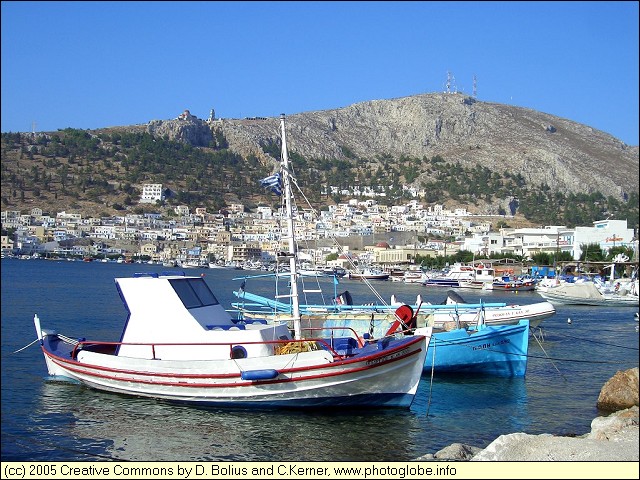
[[588, 406, 639, 441], [597, 367, 639, 412], [414, 443, 481, 461], [434, 443, 482, 460], [415, 369, 640, 462]]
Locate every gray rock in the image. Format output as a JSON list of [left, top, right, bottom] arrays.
[[434, 443, 482, 460], [414, 442, 482, 462], [415, 369, 640, 462], [470, 407, 639, 461], [147, 117, 214, 147]]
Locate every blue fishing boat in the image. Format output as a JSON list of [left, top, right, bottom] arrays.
[[417, 320, 530, 377], [318, 304, 530, 377]]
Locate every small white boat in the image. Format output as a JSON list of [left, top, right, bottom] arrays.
[[431, 291, 554, 329], [424, 263, 479, 288], [492, 276, 536, 292], [320, 266, 347, 278], [456, 263, 496, 290], [537, 281, 639, 307], [347, 268, 390, 281], [32, 115, 430, 410], [297, 264, 325, 277], [402, 268, 429, 284]]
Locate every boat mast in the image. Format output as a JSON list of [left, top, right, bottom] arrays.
[[280, 114, 302, 339]]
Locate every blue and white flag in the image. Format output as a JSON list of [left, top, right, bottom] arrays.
[[260, 172, 282, 196]]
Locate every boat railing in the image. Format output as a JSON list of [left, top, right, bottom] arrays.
[[69, 335, 362, 361], [231, 301, 508, 315], [301, 326, 365, 348]]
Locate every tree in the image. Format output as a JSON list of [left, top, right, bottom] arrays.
[[579, 243, 605, 262]]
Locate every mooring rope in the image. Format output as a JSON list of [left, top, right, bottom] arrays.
[[425, 337, 436, 418], [548, 330, 639, 350], [8, 338, 40, 355]]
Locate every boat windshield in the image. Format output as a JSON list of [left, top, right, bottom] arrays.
[[169, 278, 220, 309]]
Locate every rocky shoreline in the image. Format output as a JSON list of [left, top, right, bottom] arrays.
[[416, 367, 639, 461]]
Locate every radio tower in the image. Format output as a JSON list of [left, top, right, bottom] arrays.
[[445, 71, 457, 94], [473, 75, 477, 98]]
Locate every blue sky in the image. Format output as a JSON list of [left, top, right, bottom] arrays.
[[2, 1, 639, 145]]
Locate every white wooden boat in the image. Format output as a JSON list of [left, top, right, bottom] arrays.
[[32, 115, 430, 409], [233, 289, 555, 330]]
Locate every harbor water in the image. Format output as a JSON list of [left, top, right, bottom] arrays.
[[2, 258, 638, 462]]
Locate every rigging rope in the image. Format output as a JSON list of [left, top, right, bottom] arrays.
[[289, 173, 390, 309]]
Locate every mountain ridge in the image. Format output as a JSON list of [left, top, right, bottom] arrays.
[[1, 92, 637, 227], [208, 92, 638, 198]]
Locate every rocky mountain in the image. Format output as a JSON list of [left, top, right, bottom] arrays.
[[149, 93, 638, 199], [1, 93, 637, 226]]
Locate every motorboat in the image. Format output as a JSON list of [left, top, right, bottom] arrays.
[[347, 268, 390, 281], [537, 281, 639, 306]]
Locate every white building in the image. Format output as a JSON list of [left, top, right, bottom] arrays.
[[140, 184, 164, 204], [573, 219, 635, 259]]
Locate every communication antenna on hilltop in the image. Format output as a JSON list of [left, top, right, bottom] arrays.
[[31, 121, 37, 136], [445, 71, 457, 94], [473, 75, 477, 98]]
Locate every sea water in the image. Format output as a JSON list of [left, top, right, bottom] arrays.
[[1, 258, 638, 461]]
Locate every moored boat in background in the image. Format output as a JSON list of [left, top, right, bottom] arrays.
[[537, 280, 639, 306]]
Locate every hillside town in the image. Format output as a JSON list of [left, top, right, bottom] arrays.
[[1, 182, 637, 272]]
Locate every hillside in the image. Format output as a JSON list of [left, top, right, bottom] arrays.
[[1, 93, 638, 228], [214, 93, 638, 197]]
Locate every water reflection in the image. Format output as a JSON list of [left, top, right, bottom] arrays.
[[413, 375, 530, 451], [5, 260, 637, 462], [36, 381, 435, 461]]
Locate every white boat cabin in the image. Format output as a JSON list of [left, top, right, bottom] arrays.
[[115, 273, 291, 361]]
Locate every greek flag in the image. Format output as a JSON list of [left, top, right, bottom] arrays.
[[260, 172, 282, 196]]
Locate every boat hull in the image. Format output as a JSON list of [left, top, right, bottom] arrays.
[[348, 274, 390, 281], [38, 332, 428, 409], [424, 279, 464, 288], [418, 320, 530, 377], [492, 281, 536, 292]]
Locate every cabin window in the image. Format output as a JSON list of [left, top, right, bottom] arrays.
[[169, 278, 220, 309]]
